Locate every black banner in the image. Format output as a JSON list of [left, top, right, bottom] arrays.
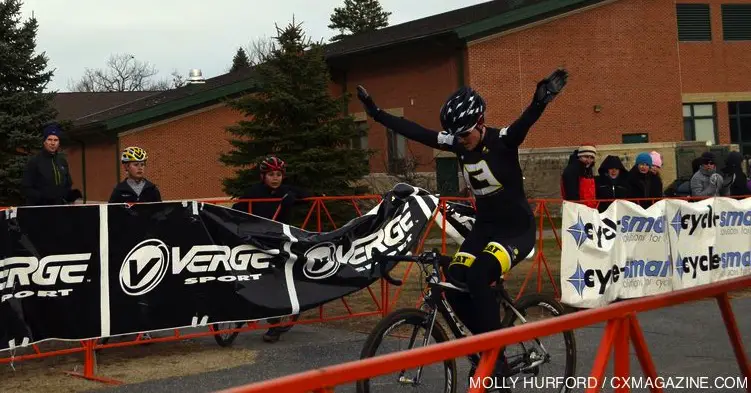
[[0, 184, 476, 352]]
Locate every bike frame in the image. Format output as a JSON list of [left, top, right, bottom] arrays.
[[399, 257, 551, 380]]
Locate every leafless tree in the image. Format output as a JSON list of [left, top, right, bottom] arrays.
[[69, 53, 173, 92], [244, 36, 275, 66]]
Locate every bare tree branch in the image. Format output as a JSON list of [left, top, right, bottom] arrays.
[[244, 36, 275, 66], [69, 53, 167, 92]]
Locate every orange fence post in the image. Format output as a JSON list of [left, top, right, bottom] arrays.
[[716, 293, 751, 392]]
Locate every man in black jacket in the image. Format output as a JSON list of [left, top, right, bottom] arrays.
[[109, 146, 162, 204], [21, 123, 80, 206]]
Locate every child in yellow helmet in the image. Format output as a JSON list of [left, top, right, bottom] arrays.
[[109, 146, 162, 203]]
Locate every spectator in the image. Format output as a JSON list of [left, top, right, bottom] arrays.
[[595, 155, 630, 212], [627, 152, 663, 208], [560, 145, 597, 208], [649, 151, 663, 177], [690, 152, 724, 197], [231, 155, 313, 343], [21, 122, 81, 206], [720, 151, 749, 197], [109, 147, 162, 203]]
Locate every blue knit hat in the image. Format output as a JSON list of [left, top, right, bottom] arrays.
[[43, 123, 62, 140], [635, 152, 652, 166]]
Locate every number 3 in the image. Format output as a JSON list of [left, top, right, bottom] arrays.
[[463, 161, 502, 195]]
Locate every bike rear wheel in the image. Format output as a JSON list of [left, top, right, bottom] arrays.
[[499, 293, 576, 392], [357, 308, 457, 393]]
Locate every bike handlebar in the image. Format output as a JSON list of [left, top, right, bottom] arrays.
[[370, 249, 444, 287]]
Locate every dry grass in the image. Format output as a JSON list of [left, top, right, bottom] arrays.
[[0, 339, 257, 393]]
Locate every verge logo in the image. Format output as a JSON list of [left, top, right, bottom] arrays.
[[302, 242, 339, 280], [120, 239, 170, 296]]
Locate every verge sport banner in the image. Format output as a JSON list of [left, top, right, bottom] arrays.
[[0, 184, 476, 352], [561, 198, 751, 308]]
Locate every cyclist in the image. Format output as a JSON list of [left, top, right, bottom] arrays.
[[356, 68, 568, 376]]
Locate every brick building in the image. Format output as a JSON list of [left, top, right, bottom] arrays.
[[56, 0, 751, 202]]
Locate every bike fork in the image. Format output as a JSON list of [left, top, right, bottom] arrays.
[[398, 307, 439, 386]]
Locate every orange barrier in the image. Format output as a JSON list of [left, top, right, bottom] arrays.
[[214, 275, 751, 393]]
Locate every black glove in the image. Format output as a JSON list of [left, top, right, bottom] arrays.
[[66, 189, 82, 203], [534, 68, 568, 105], [281, 192, 297, 209], [356, 85, 381, 118]]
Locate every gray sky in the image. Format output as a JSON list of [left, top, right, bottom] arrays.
[[19, 0, 487, 92]]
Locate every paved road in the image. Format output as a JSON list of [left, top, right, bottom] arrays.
[[91, 298, 751, 393]]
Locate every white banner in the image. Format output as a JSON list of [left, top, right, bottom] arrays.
[[561, 197, 751, 308]]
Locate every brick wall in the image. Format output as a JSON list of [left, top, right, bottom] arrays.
[[342, 44, 460, 173], [466, 0, 685, 148], [119, 104, 244, 200], [64, 139, 118, 202]]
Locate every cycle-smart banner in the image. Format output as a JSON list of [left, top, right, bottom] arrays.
[[0, 184, 475, 352], [561, 197, 751, 308]]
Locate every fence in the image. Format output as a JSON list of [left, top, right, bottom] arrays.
[[1, 193, 750, 386], [213, 274, 751, 393]]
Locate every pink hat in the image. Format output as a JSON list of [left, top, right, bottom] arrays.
[[649, 151, 662, 168]]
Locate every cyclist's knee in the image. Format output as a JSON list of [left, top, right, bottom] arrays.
[[482, 241, 514, 275], [446, 251, 476, 287], [465, 253, 500, 288]]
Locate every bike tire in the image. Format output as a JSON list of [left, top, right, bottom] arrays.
[[357, 308, 457, 393], [501, 293, 577, 391]]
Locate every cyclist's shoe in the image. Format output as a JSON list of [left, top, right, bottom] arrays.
[[262, 328, 281, 343], [468, 355, 512, 379]]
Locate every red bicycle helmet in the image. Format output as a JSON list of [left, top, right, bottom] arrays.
[[259, 155, 286, 179]]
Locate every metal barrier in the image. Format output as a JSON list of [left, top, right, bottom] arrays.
[[214, 275, 751, 393]]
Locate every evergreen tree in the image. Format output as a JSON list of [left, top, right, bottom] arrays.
[[328, 0, 391, 42], [230, 47, 251, 72], [220, 18, 371, 199], [0, 0, 58, 205]]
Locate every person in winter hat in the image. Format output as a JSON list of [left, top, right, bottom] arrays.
[[627, 152, 663, 208], [649, 151, 662, 177], [720, 151, 749, 197], [595, 155, 631, 212], [690, 152, 724, 197], [560, 144, 597, 208], [21, 122, 81, 206]]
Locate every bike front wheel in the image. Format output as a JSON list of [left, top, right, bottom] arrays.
[[500, 293, 577, 392], [356, 308, 457, 393]]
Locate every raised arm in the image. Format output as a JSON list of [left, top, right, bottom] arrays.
[[357, 86, 456, 152], [502, 68, 568, 148]]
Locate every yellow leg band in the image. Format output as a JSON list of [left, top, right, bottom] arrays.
[[483, 242, 512, 274], [449, 251, 476, 268]]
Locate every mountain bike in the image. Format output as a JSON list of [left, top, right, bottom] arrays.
[[356, 249, 576, 393]]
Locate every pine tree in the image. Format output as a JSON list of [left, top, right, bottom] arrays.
[[328, 0, 391, 42], [230, 47, 251, 72], [220, 18, 371, 199], [0, 0, 58, 206]]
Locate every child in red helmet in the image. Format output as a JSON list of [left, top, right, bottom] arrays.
[[231, 155, 313, 343]]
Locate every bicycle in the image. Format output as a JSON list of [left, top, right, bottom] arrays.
[[356, 249, 576, 393]]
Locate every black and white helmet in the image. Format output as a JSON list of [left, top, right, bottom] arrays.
[[439, 87, 486, 135]]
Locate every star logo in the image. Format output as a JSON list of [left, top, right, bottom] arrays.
[[674, 253, 684, 279], [670, 209, 683, 236], [567, 261, 587, 297], [567, 215, 587, 248]]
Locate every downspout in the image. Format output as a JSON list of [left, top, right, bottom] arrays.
[[456, 44, 467, 88], [70, 137, 88, 203]]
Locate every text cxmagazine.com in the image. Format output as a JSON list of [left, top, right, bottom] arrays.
[[469, 376, 749, 390]]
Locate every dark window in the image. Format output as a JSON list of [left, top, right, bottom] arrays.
[[722, 4, 751, 41], [729, 101, 751, 156], [622, 133, 649, 144], [676, 3, 712, 41], [387, 125, 407, 173]]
